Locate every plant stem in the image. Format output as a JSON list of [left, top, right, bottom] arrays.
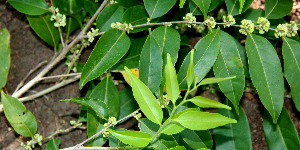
[[12, 0, 110, 98]]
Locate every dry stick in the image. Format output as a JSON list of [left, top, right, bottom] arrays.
[[38, 73, 81, 81], [11, 0, 110, 99]]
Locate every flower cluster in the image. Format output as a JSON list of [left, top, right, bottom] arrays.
[[239, 19, 254, 35], [183, 13, 196, 27], [194, 24, 206, 33], [217, 9, 226, 20], [162, 95, 170, 107], [274, 24, 288, 38], [286, 21, 298, 37], [87, 28, 99, 43], [256, 17, 270, 34], [103, 129, 110, 137], [222, 15, 235, 27], [104, 117, 117, 127], [110, 0, 118, 4], [111, 22, 133, 33], [134, 112, 142, 120], [204, 17, 216, 29], [20, 134, 43, 150], [49, 6, 66, 27]]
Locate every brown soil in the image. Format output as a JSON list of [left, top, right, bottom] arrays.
[[0, 0, 299, 150]]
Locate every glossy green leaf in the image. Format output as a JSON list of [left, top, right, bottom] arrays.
[[84, 0, 100, 15], [198, 76, 235, 86], [139, 31, 162, 92], [209, 0, 224, 11], [0, 29, 10, 89], [263, 108, 300, 150], [87, 108, 107, 146], [282, 37, 300, 112], [125, 67, 163, 124], [45, 139, 61, 150], [245, 33, 284, 123], [79, 29, 130, 89], [168, 146, 186, 150], [108, 129, 151, 147], [165, 54, 180, 104], [188, 96, 231, 110], [180, 129, 213, 149], [235, 8, 264, 24], [144, 0, 177, 20], [7, 0, 49, 15], [96, 4, 124, 32], [140, 118, 179, 149], [225, 0, 253, 16], [265, 0, 293, 19], [121, 5, 149, 33], [118, 87, 139, 122], [62, 98, 109, 119], [233, 36, 250, 78], [1, 91, 37, 137], [111, 35, 147, 70], [192, 0, 211, 19], [239, 0, 245, 14], [53, 0, 81, 15], [65, 16, 80, 39], [177, 29, 220, 90], [174, 111, 237, 130], [180, 0, 187, 8], [78, 105, 87, 122], [116, 0, 141, 8], [189, 0, 202, 15], [213, 31, 245, 113], [26, 13, 60, 47], [109, 128, 128, 147], [213, 99, 252, 150], [186, 49, 194, 89]]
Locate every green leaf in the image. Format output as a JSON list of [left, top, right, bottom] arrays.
[[209, 0, 224, 11], [109, 128, 128, 147], [213, 99, 252, 150], [7, 0, 49, 15], [84, 0, 100, 15], [165, 54, 180, 104], [140, 118, 179, 150], [180, 0, 187, 8], [1, 91, 37, 137], [118, 87, 139, 123], [225, 0, 253, 16], [263, 108, 300, 150], [235, 8, 265, 24], [245, 33, 284, 123], [189, 0, 202, 15], [239, 0, 245, 14], [125, 67, 163, 125], [108, 129, 151, 147], [180, 129, 213, 149], [144, 0, 177, 20], [96, 4, 124, 32], [139, 31, 163, 92], [121, 5, 149, 33], [233, 36, 250, 78], [62, 98, 109, 119], [45, 139, 61, 150], [87, 108, 107, 146], [177, 29, 220, 90], [282, 37, 300, 112], [116, 0, 141, 8], [188, 96, 231, 110], [213, 31, 245, 113], [0, 29, 10, 89], [186, 49, 194, 89], [265, 0, 293, 19], [65, 16, 80, 39], [174, 111, 237, 130], [168, 146, 186, 150], [79, 29, 130, 89], [192, 0, 211, 19], [26, 13, 60, 47], [198, 76, 235, 86], [53, 0, 81, 15], [111, 35, 147, 70]]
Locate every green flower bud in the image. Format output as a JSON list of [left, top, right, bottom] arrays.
[[204, 16, 216, 29], [256, 17, 270, 34], [222, 15, 236, 28], [239, 19, 254, 35]]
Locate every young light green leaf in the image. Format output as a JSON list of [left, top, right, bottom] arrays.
[[125, 67, 163, 124], [245, 33, 284, 123], [265, 0, 293, 19], [180, 0, 187, 8], [239, 0, 245, 14], [225, 0, 253, 16], [96, 4, 124, 32], [122, 5, 149, 33], [213, 99, 252, 150], [144, 0, 177, 20], [187, 49, 194, 89], [180, 129, 213, 149], [168, 146, 186, 150], [165, 54, 180, 104], [7, 0, 49, 15], [192, 0, 211, 19], [263, 108, 300, 150], [140, 118, 179, 149], [1, 91, 37, 137], [109, 128, 128, 147], [87, 108, 107, 146], [0, 29, 10, 89], [79, 29, 130, 89], [53, 0, 81, 15], [108, 129, 151, 147], [26, 13, 60, 47], [188, 96, 231, 110], [139, 31, 163, 93], [174, 111, 237, 130], [177, 29, 220, 90], [45, 138, 61, 150], [62, 98, 110, 120], [198, 76, 236, 86], [84, 0, 100, 15], [118, 87, 139, 123], [282, 37, 300, 112], [213, 31, 245, 113]]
